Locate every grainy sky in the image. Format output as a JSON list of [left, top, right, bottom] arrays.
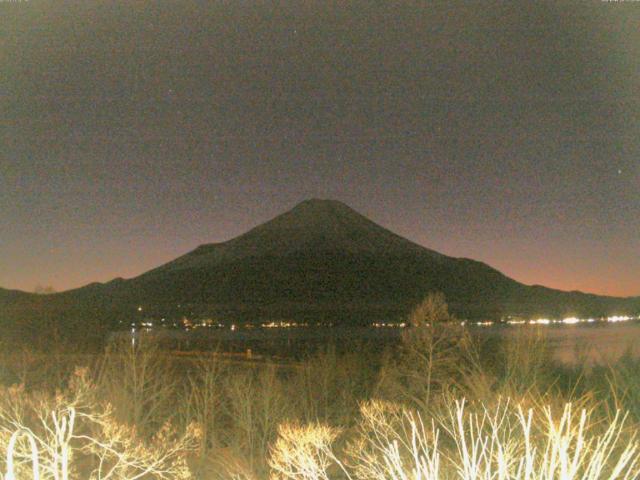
[[2, 1, 639, 296]]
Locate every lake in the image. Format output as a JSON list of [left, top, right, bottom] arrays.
[[121, 319, 640, 364]]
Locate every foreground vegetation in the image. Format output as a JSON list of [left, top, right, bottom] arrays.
[[1, 294, 640, 479]]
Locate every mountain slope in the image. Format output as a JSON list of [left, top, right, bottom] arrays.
[[2, 199, 638, 326], [0, 287, 34, 306], [98, 199, 640, 322], [145, 199, 443, 274], [120, 199, 510, 317]]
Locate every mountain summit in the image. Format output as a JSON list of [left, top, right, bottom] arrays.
[[2, 199, 638, 326], [153, 199, 440, 273], [120, 199, 637, 322]]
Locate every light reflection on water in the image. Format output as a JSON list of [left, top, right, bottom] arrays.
[[119, 317, 640, 365]]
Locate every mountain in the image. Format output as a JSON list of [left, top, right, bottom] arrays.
[[0, 287, 33, 305], [148, 199, 443, 272], [2, 199, 639, 328]]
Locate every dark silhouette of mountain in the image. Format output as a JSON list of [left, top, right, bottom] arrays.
[[0, 287, 33, 305], [1, 199, 639, 329]]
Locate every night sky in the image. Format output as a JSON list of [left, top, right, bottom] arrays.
[[2, 1, 639, 296]]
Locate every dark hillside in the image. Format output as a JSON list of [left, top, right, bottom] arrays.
[[1, 200, 638, 329]]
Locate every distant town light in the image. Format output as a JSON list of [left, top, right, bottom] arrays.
[[507, 319, 526, 325], [561, 317, 580, 325], [529, 318, 551, 325]]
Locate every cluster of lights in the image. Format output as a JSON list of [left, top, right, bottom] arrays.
[[193, 319, 225, 328], [128, 303, 638, 332], [529, 318, 552, 325], [260, 321, 308, 328], [507, 315, 637, 326]]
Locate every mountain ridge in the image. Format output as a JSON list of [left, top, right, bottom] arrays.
[[142, 198, 444, 276], [1, 199, 638, 326]]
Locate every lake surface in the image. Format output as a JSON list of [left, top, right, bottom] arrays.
[[122, 320, 640, 364]]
